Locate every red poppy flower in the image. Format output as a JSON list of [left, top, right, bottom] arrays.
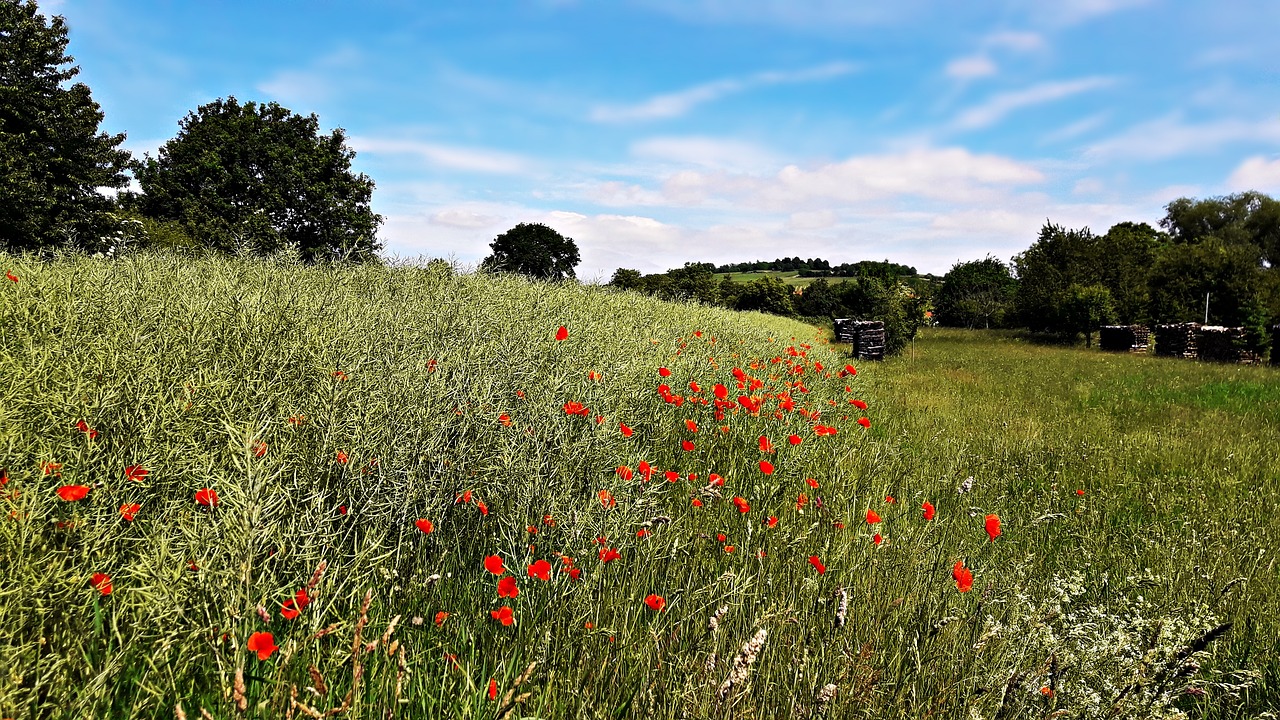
[[985, 514, 1001, 542], [567, 567, 582, 580], [866, 509, 881, 524], [543, 514, 555, 526], [41, 460, 63, 476], [766, 515, 778, 528], [75, 420, 99, 440], [477, 500, 489, 516], [457, 490, 473, 504], [707, 473, 724, 486], [90, 572, 112, 595], [1076, 489, 1085, 496], [195, 488, 219, 507], [691, 498, 703, 507], [488, 677, 499, 700], [658, 367, 671, 377], [598, 489, 617, 508], [952, 560, 974, 592], [434, 611, 449, 626], [851, 399, 868, 410], [287, 414, 306, 427], [497, 576, 519, 598], [758, 436, 774, 454], [805, 478, 819, 489], [857, 417, 871, 429], [843, 364, 857, 376], [490, 605, 515, 626], [4, 270, 17, 283], [563, 401, 589, 416], [119, 503, 140, 521], [124, 465, 148, 482], [681, 440, 695, 452], [336, 450, 349, 464], [636, 528, 649, 538], [787, 434, 802, 446], [808, 556, 826, 574], [620, 422, 633, 437], [484, 555, 505, 575], [713, 384, 728, 400], [644, 594, 666, 612], [688, 381, 701, 393], [339, 505, 348, 515], [588, 370, 601, 381], [732, 496, 751, 513], [498, 413, 512, 427], [247, 632, 278, 660], [681, 419, 698, 435], [415, 519, 434, 534], [251, 440, 267, 458], [637, 460, 654, 481], [922, 501, 936, 520], [331, 370, 348, 381], [528, 559, 551, 581], [57, 485, 90, 502], [759, 460, 774, 475], [555, 325, 568, 341], [796, 493, 808, 509], [598, 547, 621, 563]]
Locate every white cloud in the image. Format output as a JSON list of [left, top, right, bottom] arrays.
[[1028, 0, 1154, 26], [589, 62, 858, 122], [1084, 116, 1280, 162], [1227, 156, 1280, 193], [953, 77, 1116, 130], [255, 47, 362, 110], [1072, 177, 1105, 195], [1040, 113, 1109, 144], [630, 136, 781, 171], [945, 55, 998, 80], [983, 31, 1046, 53], [787, 210, 838, 230], [349, 137, 534, 175], [430, 209, 507, 229]]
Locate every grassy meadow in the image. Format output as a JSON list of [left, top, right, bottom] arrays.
[[1, 252, 1277, 719]]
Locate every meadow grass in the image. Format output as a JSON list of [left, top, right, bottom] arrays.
[[0, 252, 1276, 719]]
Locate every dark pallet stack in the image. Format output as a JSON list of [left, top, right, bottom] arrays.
[[1098, 325, 1151, 353], [1274, 325, 1280, 366], [1196, 326, 1262, 364], [1154, 323, 1199, 359], [833, 319, 886, 361]]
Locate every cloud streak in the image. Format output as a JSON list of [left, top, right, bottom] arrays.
[[349, 137, 535, 175], [953, 77, 1116, 130], [589, 62, 858, 122]]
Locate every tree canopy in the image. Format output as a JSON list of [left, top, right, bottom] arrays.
[[129, 97, 382, 262], [935, 257, 1017, 329], [0, 0, 130, 254], [481, 223, 580, 281]]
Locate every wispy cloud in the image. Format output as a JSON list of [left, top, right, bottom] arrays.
[[953, 76, 1116, 130], [589, 62, 858, 122], [255, 47, 362, 110], [1040, 112, 1109, 144], [1227, 155, 1280, 193], [945, 55, 998, 80], [983, 30, 1046, 52], [1085, 115, 1280, 162], [349, 137, 535, 175], [630, 136, 781, 171], [1029, 0, 1155, 26]]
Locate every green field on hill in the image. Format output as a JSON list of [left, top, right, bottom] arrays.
[[718, 271, 862, 288], [1, 253, 1277, 719]]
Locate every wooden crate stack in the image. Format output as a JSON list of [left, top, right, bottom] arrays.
[[833, 319, 886, 361], [1153, 323, 1199, 359], [1098, 325, 1150, 353]]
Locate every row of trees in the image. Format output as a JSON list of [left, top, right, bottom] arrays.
[[1, 0, 383, 261], [712, 256, 919, 279], [935, 192, 1280, 352]]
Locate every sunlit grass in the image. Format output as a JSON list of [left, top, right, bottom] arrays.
[[0, 254, 1276, 719]]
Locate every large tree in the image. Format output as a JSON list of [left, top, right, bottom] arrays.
[[129, 97, 382, 262], [481, 222, 580, 281], [934, 256, 1017, 329], [0, 0, 130, 254], [1161, 191, 1280, 266]]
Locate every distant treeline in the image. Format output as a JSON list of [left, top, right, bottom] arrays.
[[710, 257, 919, 278]]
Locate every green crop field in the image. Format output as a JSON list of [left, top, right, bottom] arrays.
[[718, 271, 863, 288], [1, 252, 1277, 719]]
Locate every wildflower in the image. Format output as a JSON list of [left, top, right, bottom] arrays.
[[685, 419, 698, 433], [476, 500, 489, 516], [636, 528, 648, 538], [873, 533, 883, 546], [251, 440, 267, 458], [766, 516, 778, 528], [834, 588, 849, 628], [488, 678, 499, 700], [563, 401, 589, 416], [732, 496, 750, 514], [843, 364, 856, 376], [885, 495, 895, 504], [40, 460, 62, 476], [953, 561, 973, 592], [598, 547, 621, 563], [247, 632, 278, 660], [922, 501, 936, 521], [691, 498, 703, 507], [195, 488, 219, 507], [851, 399, 868, 410], [1076, 489, 1085, 496], [644, 594, 666, 612], [542, 514, 555, 526], [555, 325, 568, 341], [528, 559, 551, 581], [682, 440, 695, 452], [637, 460, 654, 481], [857, 417, 871, 429], [484, 556, 505, 575], [434, 611, 449, 626], [865, 509, 881, 524], [796, 493, 808, 509], [281, 589, 311, 619], [124, 465, 148, 482], [335, 450, 349, 464], [57, 485, 90, 502], [658, 367, 671, 377], [598, 489, 617, 508], [985, 514, 1001, 542], [805, 478, 819, 489], [4, 270, 17, 283], [498, 414, 512, 427], [713, 384, 728, 400], [415, 519, 434, 534], [497, 576, 519, 598], [689, 381, 701, 393], [287, 414, 306, 426], [75, 420, 98, 440], [808, 556, 826, 574], [717, 628, 768, 700], [620, 422, 633, 437], [788, 434, 802, 445], [958, 476, 974, 494], [665, 471, 680, 483], [331, 370, 348, 381], [758, 436, 774, 454], [758, 460, 774, 475], [90, 572, 112, 595], [119, 503, 140, 521]]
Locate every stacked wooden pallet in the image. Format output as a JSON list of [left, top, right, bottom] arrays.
[[1098, 325, 1151, 353], [1154, 323, 1199, 359], [833, 319, 886, 361]]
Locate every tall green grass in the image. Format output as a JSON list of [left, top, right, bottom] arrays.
[[0, 252, 1276, 719]]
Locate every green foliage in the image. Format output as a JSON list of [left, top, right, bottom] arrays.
[[1162, 191, 1280, 266], [792, 277, 838, 319], [608, 263, 720, 304], [1148, 238, 1268, 326], [0, 0, 130, 254], [830, 277, 928, 355], [733, 275, 794, 315], [480, 222, 580, 281], [1060, 283, 1116, 347], [129, 96, 382, 262], [935, 256, 1017, 329]]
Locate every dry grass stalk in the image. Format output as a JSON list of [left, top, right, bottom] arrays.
[[834, 588, 848, 629], [308, 664, 329, 696], [256, 605, 272, 624], [380, 614, 401, 649], [814, 683, 837, 715], [716, 628, 768, 701], [313, 623, 340, 639], [174, 703, 187, 720], [306, 560, 328, 593], [199, 709, 215, 720], [709, 605, 729, 634], [705, 653, 717, 673], [233, 665, 247, 714], [393, 643, 408, 705], [494, 660, 538, 719]]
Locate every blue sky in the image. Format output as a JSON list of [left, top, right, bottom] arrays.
[[49, 0, 1280, 277]]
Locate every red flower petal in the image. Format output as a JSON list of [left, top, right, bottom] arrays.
[[415, 518, 434, 534], [644, 594, 666, 612], [484, 555, 505, 575], [57, 485, 90, 502], [555, 325, 568, 341], [247, 631, 278, 660], [90, 572, 112, 595]]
